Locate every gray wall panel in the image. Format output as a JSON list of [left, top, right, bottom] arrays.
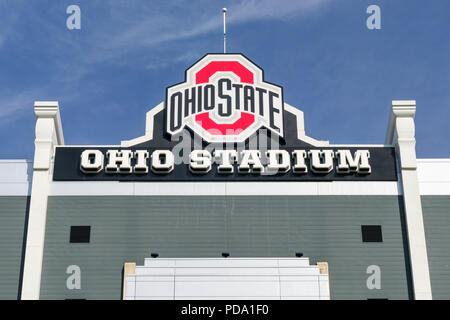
[[422, 196, 450, 300], [0, 196, 29, 299], [40, 195, 411, 300]]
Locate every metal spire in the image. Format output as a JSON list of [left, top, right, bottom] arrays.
[[222, 8, 227, 53]]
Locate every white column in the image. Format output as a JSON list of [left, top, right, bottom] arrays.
[[386, 100, 432, 300], [21, 102, 64, 300]]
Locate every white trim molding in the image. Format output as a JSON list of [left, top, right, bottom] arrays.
[[21, 101, 64, 300], [284, 103, 329, 147], [386, 100, 432, 300], [120, 102, 329, 148], [121, 102, 164, 147]]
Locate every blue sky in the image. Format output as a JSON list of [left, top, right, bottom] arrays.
[[0, 0, 449, 159]]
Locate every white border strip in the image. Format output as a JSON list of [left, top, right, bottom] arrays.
[[0, 160, 32, 196], [0, 182, 31, 196], [419, 183, 450, 195], [50, 181, 400, 196], [417, 159, 450, 195]]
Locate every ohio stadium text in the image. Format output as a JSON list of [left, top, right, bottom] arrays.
[[79, 149, 371, 175]]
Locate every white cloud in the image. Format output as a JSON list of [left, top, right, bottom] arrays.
[[229, 0, 331, 22], [0, 90, 37, 124], [145, 49, 201, 70], [0, 0, 332, 124], [79, 0, 332, 65]]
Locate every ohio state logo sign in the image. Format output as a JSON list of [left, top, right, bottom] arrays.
[[165, 54, 284, 143]]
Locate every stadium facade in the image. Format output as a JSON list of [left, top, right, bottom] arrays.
[[0, 53, 449, 300]]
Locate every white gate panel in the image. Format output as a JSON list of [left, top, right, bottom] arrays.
[[124, 258, 330, 300]]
